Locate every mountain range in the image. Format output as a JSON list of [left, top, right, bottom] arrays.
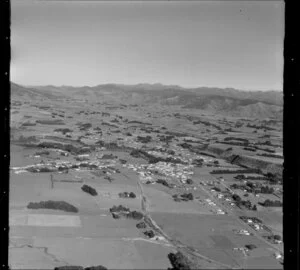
[[11, 82, 283, 119]]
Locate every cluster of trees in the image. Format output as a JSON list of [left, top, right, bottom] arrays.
[[130, 149, 185, 165], [109, 205, 143, 220], [118, 191, 136, 198], [243, 147, 257, 152], [54, 265, 107, 270], [37, 141, 93, 155], [136, 135, 152, 143], [232, 194, 257, 211], [259, 199, 282, 207], [136, 221, 147, 229], [267, 234, 282, 242], [143, 230, 155, 238], [257, 153, 283, 159], [231, 182, 275, 195], [224, 137, 249, 143], [192, 158, 204, 167], [157, 135, 174, 143], [81, 184, 98, 196], [167, 252, 192, 270], [234, 174, 269, 181], [156, 179, 173, 188], [54, 128, 73, 134], [36, 119, 65, 125], [173, 193, 194, 202], [211, 168, 260, 174], [240, 216, 262, 224], [27, 200, 78, 213]]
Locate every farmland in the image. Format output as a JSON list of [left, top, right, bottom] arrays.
[[9, 83, 283, 269]]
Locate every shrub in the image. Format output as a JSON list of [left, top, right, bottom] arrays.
[[167, 252, 192, 270], [186, 179, 193, 185], [127, 211, 144, 220], [232, 194, 242, 202], [118, 192, 136, 198], [273, 235, 282, 241], [129, 192, 136, 198], [27, 200, 78, 213], [109, 205, 130, 213], [54, 128, 73, 134], [245, 244, 257, 250], [136, 221, 147, 229], [81, 184, 98, 196], [180, 193, 194, 201], [157, 179, 171, 187], [143, 230, 155, 238]]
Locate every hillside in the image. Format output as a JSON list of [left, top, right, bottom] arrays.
[[11, 82, 283, 119]]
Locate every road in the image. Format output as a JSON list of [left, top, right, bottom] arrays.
[[202, 177, 283, 254]]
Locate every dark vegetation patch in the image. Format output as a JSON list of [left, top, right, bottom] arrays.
[[36, 119, 65, 125], [100, 153, 117, 160], [27, 200, 78, 213], [172, 193, 193, 202], [104, 176, 114, 183], [210, 168, 261, 174], [257, 153, 283, 159], [109, 205, 143, 220], [156, 179, 173, 188], [192, 120, 222, 130], [264, 234, 282, 243], [55, 267, 84, 270], [119, 159, 127, 164], [81, 184, 98, 196], [136, 135, 152, 143], [54, 128, 73, 134], [245, 244, 257, 250], [143, 230, 155, 238], [240, 216, 262, 224], [258, 199, 282, 207], [198, 152, 217, 158], [243, 147, 257, 152], [77, 123, 92, 129], [128, 120, 152, 125], [54, 265, 107, 270], [130, 149, 186, 164], [224, 137, 249, 143], [22, 122, 36, 127], [234, 174, 269, 181], [27, 166, 56, 173], [157, 135, 174, 143], [101, 122, 119, 128], [118, 191, 136, 198], [136, 221, 147, 229], [246, 123, 277, 131], [230, 182, 275, 194], [37, 142, 93, 155], [167, 252, 192, 270], [231, 194, 257, 210], [35, 150, 50, 155]]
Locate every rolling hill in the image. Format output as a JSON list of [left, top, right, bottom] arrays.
[[11, 82, 283, 119]]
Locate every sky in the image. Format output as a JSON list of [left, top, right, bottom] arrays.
[[11, 0, 284, 91]]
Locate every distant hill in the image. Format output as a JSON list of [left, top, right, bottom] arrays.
[[11, 82, 282, 119]]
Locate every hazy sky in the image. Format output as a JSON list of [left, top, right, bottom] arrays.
[[11, 0, 284, 91]]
